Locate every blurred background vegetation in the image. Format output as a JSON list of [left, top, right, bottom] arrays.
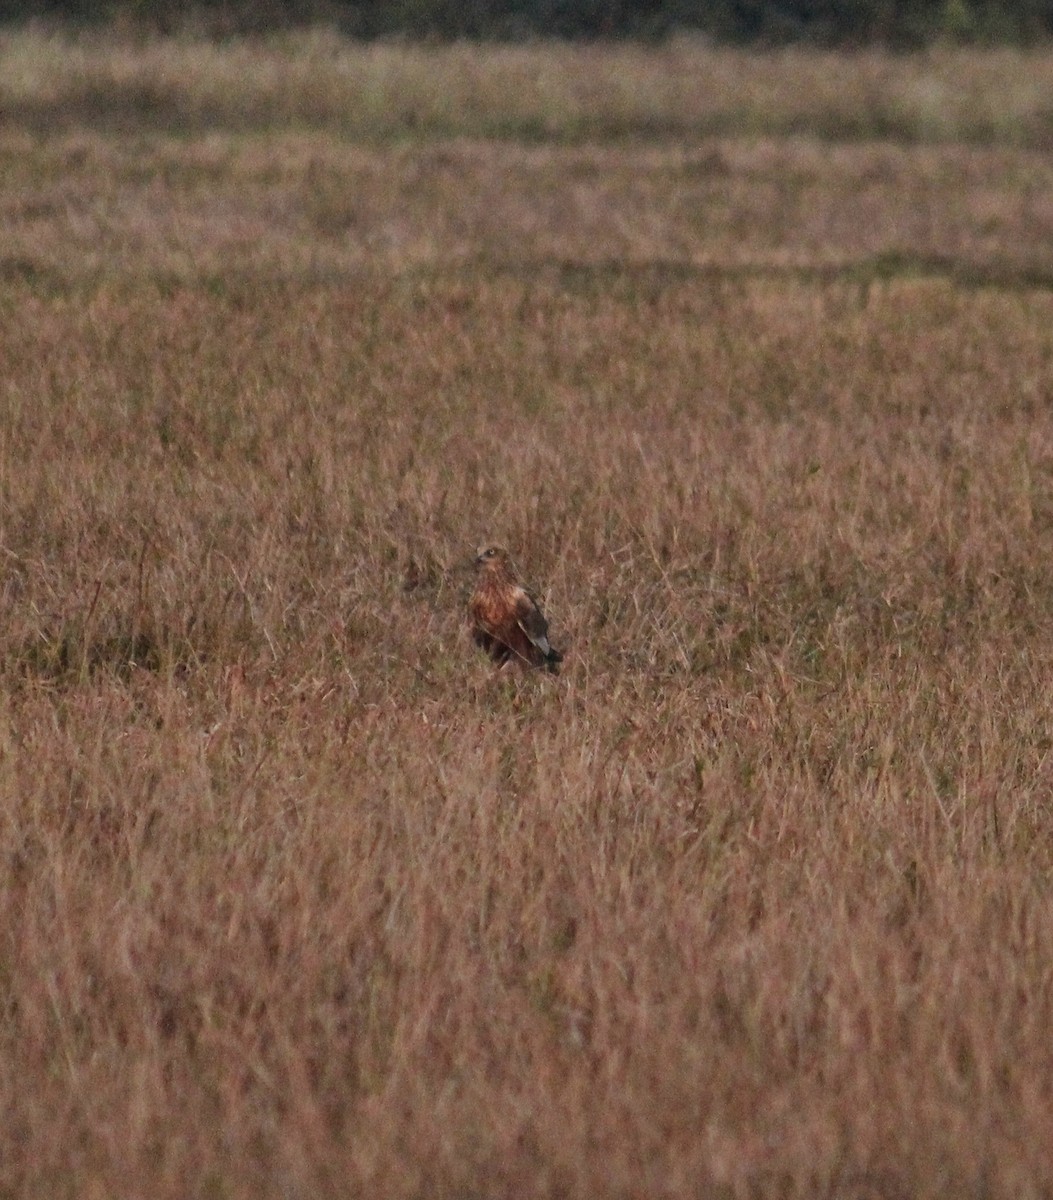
[[2, 0, 1053, 45]]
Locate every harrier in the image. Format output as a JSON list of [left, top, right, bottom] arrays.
[[469, 545, 562, 673]]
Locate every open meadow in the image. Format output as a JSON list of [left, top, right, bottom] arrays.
[[5, 27, 1053, 1198]]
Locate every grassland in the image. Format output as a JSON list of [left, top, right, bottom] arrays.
[[3, 26, 1053, 1200]]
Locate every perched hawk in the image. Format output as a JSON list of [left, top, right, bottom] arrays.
[[469, 545, 562, 673]]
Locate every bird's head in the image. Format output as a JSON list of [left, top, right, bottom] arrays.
[[474, 544, 512, 575]]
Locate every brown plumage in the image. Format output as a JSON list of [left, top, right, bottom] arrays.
[[468, 545, 562, 673]]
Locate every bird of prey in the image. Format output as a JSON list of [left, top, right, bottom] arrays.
[[468, 544, 562, 673]]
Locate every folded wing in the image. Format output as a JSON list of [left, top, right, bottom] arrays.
[[514, 588, 562, 671]]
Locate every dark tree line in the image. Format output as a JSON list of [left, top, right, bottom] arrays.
[[4, 0, 1053, 44]]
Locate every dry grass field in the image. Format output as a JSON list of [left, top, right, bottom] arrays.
[[5, 27, 1053, 1199]]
